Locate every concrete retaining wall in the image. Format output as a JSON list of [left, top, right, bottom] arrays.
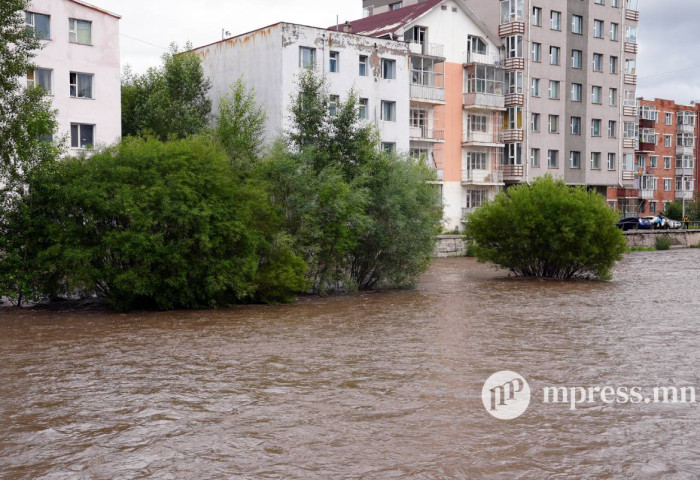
[[624, 230, 700, 248], [434, 235, 467, 257]]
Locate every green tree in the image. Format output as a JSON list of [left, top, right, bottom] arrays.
[[121, 43, 212, 141], [465, 176, 626, 280], [663, 201, 683, 221], [213, 78, 267, 172], [7, 136, 308, 311]]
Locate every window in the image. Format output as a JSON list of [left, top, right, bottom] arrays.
[[531, 42, 541, 62], [572, 15, 583, 34], [664, 156, 672, 169], [594, 20, 604, 38], [678, 111, 696, 126], [299, 47, 316, 68], [549, 80, 560, 99], [572, 49, 582, 69], [608, 120, 617, 138], [612, 0, 620, 7], [625, 25, 637, 44], [531, 78, 540, 97], [608, 153, 616, 170], [381, 101, 396, 121], [465, 189, 489, 209], [469, 114, 488, 132], [468, 35, 487, 55], [389, 1, 403, 10], [329, 95, 340, 116], [571, 116, 581, 135], [592, 86, 602, 104], [665, 112, 673, 125], [27, 68, 52, 94], [500, 0, 524, 24], [664, 135, 672, 147], [329, 51, 339, 73], [548, 150, 559, 168], [507, 35, 523, 58], [531, 112, 540, 131], [506, 71, 523, 94], [359, 98, 368, 119], [548, 114, 559, 133], [358, 55, 368, 77], [70, 123, 94, 149], [505, 143, 522, 165], [595, 0, 604, 4], [382, 142, 396, 153], [25, 11, 50, 39], [550, 46, 560, 65], [382, 59, 396, 79], [610, 22, 619, 41], [610, 56, 618, 74], [650, 155, 658, 168], [531, 148, 540, 167], [625, 58, 636, 75], [593, 53, 603, 72], [571, 83, 582, 101], [623, 153, 634, 171], [650, 202, 657, 214], [591, 152, 601, 169], [69, 18, 91, 45], [591, 119, 601, 137], [69, 72, 93, 99], [551, 11, 561, 31], [609, 88, 617, 106], [506, 107, 523, 129], [532, 7, 542, 26], [623, 122, 637, 139], [664, 178, 672, 191]]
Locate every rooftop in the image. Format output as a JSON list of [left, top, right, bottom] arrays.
[[331, 0, 442, 38]]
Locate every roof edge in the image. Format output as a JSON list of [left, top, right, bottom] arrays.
[[69, 0, 121, 19]]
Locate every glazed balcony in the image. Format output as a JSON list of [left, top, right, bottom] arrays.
[[678, 123, 695, 134]]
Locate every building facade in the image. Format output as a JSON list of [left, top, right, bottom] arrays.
[[191, 23, 410, 155], [633, 98, 696, 216], [360, 0, 642, 223], [26, 0, 121, 151], [345, 0, 506, 229]]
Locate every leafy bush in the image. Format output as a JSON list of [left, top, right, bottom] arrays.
[[655, 235, 672, 251], [2, 137, 308, 310], [464, 176, 626, 280], [663, 201, 683, 221]]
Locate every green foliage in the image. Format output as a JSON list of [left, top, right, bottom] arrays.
[[213, 78, 267, 172], [121, 43, 212, 141], [465, 176, 627, 280], [4, 137, 308, 310], [628, 246, 655, 252], [0, 0, 60, 182], [655, 235, 672, 251], [664, 201, 683, 221]]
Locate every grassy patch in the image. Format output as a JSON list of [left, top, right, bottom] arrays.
[[628, 246, 655, 252], [655, 236, 672, 251]]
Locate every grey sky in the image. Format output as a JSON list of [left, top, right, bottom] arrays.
[[95, 0, 699, 104]]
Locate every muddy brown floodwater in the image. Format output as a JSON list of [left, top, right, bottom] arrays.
[[1, 251, 699, 479]]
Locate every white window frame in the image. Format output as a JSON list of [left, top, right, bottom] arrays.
[[68, 18, 92, 45], [70, 123, 95, 149]]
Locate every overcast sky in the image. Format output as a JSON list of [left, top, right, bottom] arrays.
[[95, 0, 700, 104]]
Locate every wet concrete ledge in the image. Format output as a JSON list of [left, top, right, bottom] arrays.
[[623, 230, 700, 248]]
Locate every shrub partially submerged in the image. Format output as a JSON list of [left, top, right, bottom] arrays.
[[464, 176, 627, 280]]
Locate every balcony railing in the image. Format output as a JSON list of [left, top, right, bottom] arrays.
[[500, 130, 524, 143], [678, 123, 695, 134], [465, 51, 502, 66], [504, 93, 524, 107], [639, 189, 655, 200], [502, 165, 524, 178], [503, 57, 525, 70], [409, 126, 445, 141], [624, 74, 637, 85], [461, 169, 504, 184], [624, 42, 638, 54], [463, 92, 505, 110], [498, 21, 525, 37], [626, 9, 640, 21], [410, 84, 445, 103], [462, 130, 502, 145], [676, 190, 693, 200], [676, 167, 694, 176], [677, 145, 694, 155], [408, 41, 445, 58]]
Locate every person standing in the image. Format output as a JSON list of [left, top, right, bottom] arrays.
[[683, 215, 690, 230]]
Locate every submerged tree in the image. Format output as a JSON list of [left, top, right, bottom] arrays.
[[121, 43, 212, 140], [465, 176, 627, 280]]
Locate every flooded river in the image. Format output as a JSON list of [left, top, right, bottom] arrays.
[[1, 251, 699, 479]]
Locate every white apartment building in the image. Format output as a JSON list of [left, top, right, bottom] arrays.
[[190, 23, 410, 153], [26, 0, 121, 151]]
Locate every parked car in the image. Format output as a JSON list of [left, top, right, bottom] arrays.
[[642, 215, 671, 230], [616, 217, 653, 231], [667, 219, 682, 229]]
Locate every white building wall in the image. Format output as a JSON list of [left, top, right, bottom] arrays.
[[193, 23, 410, 151], [28, 0, 121, 151]]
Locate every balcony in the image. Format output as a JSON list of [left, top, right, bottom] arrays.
[[676, 190, 693, 200], [465, 51, 502, 66], [676, 167, 694, 176], [622, 171, 636, 182], [408, 41, 445, 59], [462, 130, 503, 146], [462, 169, 504, 185], [677, 145, 694, 156], [504, 93, 524, 107], [678, 123, 695, 134], [626, 9, 640, 21], [624, 42, 638, 54], [500, 129, 524, 143], [409, 126, 445, 142], [463, 92, 505, 110], [498, 21, 525, 37], [623, 138, 638, 149], [639, 189, 655, 200], [410, 84, 445, 103], [503, 57, 525, 70], [502, 164, 524, 179], [624, 74, 637, 85]]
